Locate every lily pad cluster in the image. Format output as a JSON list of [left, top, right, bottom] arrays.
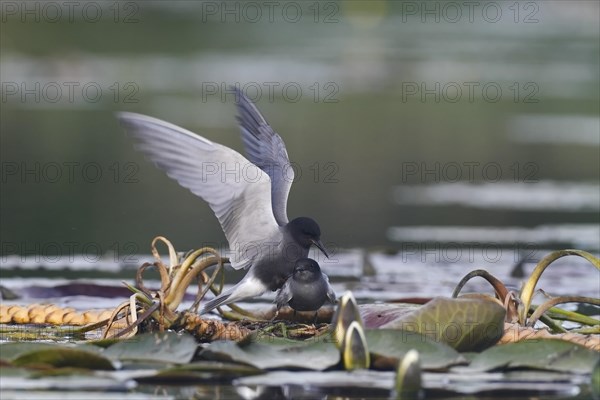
[[1, 240, 598, 399], [1, 325, 598, 398]]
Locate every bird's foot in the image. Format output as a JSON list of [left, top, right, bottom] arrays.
[[270, 309, 280, 321], [312, 311, 319, 325]]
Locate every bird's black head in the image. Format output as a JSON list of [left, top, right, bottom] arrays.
[[288, 217, 329, 258], [293, 258, 321, 282]]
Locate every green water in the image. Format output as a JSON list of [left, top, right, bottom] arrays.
[[1, 1, 599, 258]]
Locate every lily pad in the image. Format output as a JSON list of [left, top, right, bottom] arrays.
[[381, 297, 506, 352], [365, 329, 465, 370], [0, 376, 135, 392], [201, 337, 340, 370], [236, 369, 394, 390], [12, 347, 114, 370], [0, 367, 32, 378], [360, 303, 421, 328], [235, 369, 587, 397], [424, 370, 586, 396], [468, 339, 599, 374], [0, 342, 60, 362], [140, 361, 262, 382], [102, 331, 197, 364]]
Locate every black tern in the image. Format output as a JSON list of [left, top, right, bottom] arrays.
[[117, 90, 328, 314], [275, 258, 336, 314]]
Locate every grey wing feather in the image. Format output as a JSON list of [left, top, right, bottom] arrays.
[[233, 87, 294, 226], [275, 279, 293, 310], [117, 112, 280, 270], [201, 291, 231, 314], [323, 273, 337, 304]]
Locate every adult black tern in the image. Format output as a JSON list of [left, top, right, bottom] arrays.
[[275, 258, 336, 314], [117, 89, 328, 314]]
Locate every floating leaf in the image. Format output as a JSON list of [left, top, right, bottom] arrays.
[[236, 370, 394, 392], [140, 361, 262, 383], [0, 343, 60, 362], [360, 303, 420, 329], [201, 337, 340, 370], [365, 329, 465, 370], [381, 297, 506, 352], [102, 331, 197, 364], [12, 347, 114, 370], [235, 369, 586, 397], [468, 339, 599, 374], [0, 376, 135, 392], [0, 367, 31, 378], [425, 370, 586, 396], [30, 367, 96, 378]]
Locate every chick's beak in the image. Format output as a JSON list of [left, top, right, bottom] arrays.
[[311, 239, 329, 258]]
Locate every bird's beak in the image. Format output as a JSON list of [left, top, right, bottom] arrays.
[[311, 239, 329, 258]]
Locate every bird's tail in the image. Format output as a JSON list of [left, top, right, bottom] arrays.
[[200, 276, 268, 314], [200, 290, 233, 314]]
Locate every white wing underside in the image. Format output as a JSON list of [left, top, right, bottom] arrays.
[[117, 112, 280, 270]]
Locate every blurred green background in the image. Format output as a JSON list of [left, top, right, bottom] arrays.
[[1, 0, 599, 261]]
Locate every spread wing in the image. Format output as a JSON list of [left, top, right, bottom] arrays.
[[117, 112, 280, 270], [234, 87, 294, 226]]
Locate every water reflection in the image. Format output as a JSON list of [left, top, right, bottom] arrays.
[[388, 224, 600, 254], [509, 114, 600, 145], [394, 181, 600, 211]]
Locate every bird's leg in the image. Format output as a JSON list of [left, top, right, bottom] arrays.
[[293, 309, 297, 321], [312, 311, 318, 325], [271, 309, 280, 321]]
